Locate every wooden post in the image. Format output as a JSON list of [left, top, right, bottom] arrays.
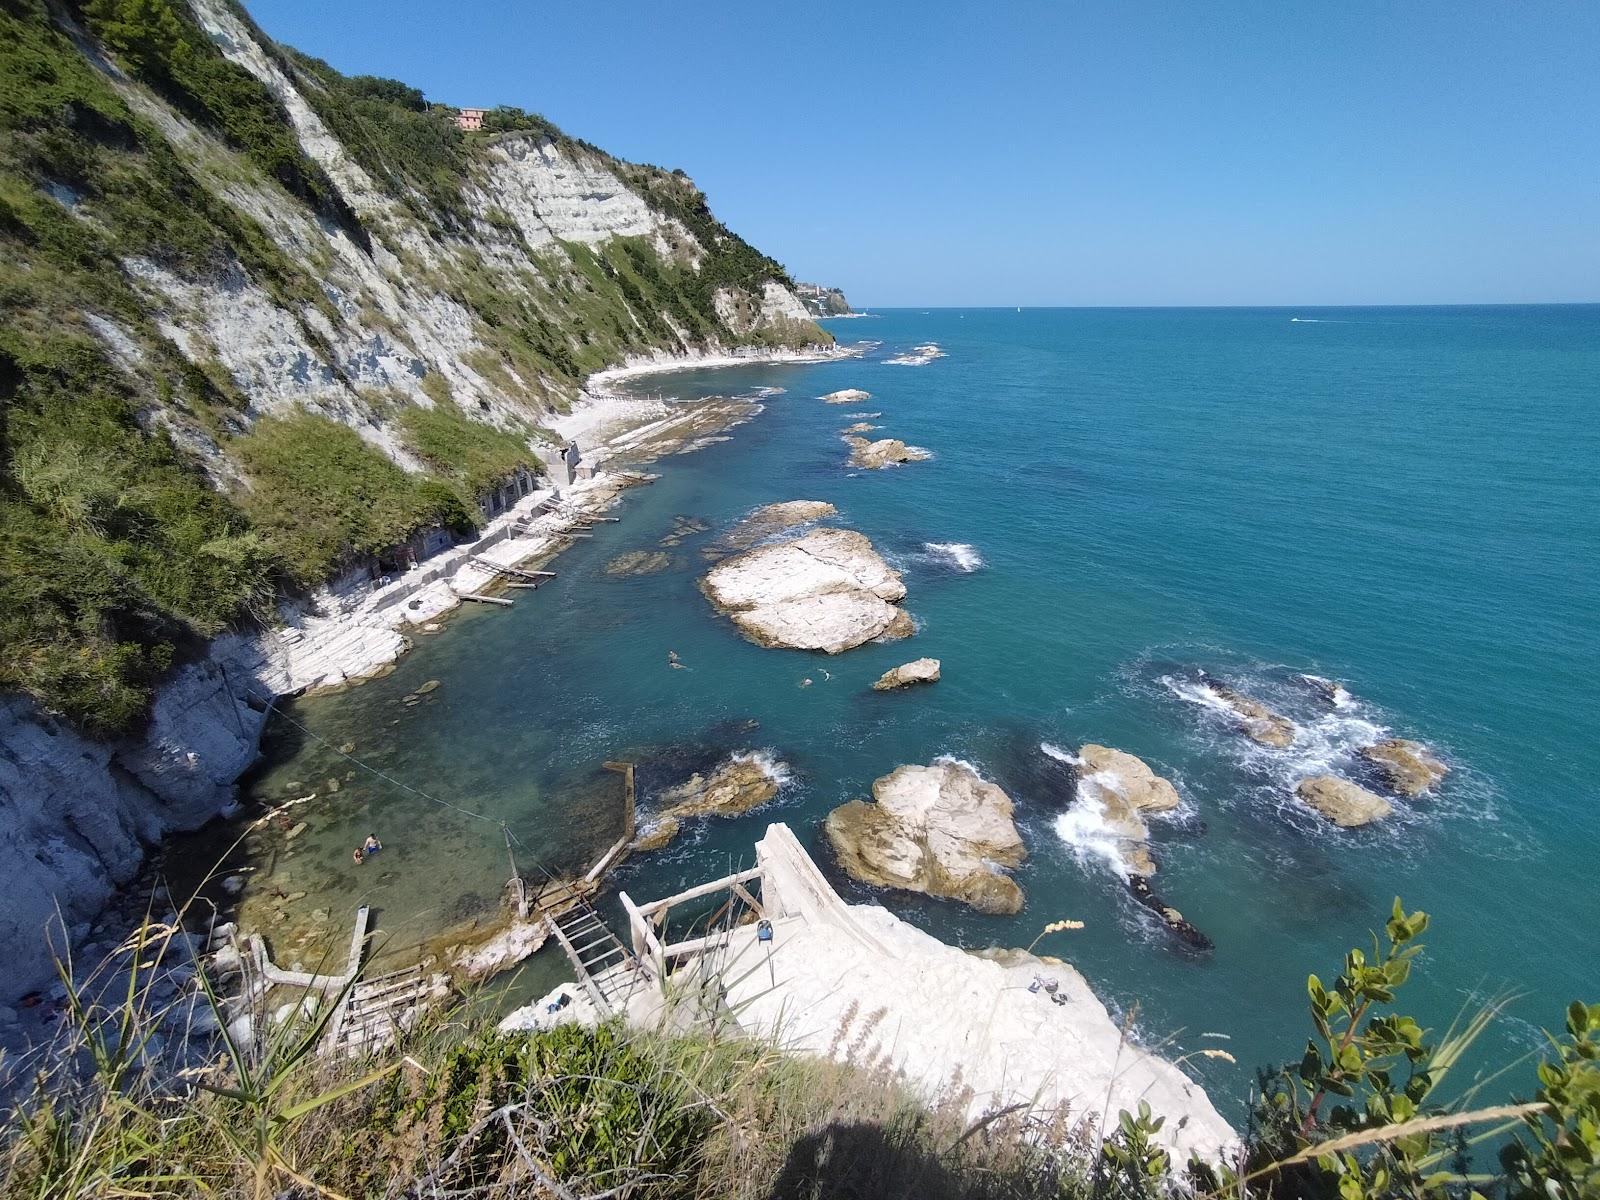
[[502, 824, 528, 919], [602, 761, 637, 843]]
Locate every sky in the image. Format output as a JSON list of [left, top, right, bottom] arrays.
[[245, 1, 1599, 307]]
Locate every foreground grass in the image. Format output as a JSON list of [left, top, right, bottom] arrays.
[[3, 902, 1595, 1199]]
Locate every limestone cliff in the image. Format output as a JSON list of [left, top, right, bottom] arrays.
[[0, 0, 828, 993]]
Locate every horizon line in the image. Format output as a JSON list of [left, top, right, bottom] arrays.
[[832, 300, 1600, 312]]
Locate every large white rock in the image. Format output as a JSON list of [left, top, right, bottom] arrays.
[[826, 760, 1026, 913], [872, 658, 941, 690], [701, 527, 912, 653]]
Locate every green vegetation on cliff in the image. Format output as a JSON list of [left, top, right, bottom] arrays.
[[0, 0, 823, 734]]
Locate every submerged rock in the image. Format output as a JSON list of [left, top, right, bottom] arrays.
[[701, 527, 912, 653], [1126, 876, 1213, 951], [1201, 680, 1297, 747], [1295, 775, 1392, 827], [821, 388, 872, 404], [604, 550, 672, 576], [841, 421, 880, 434], [1359, 738, 1448, 796], [726, 500, 838, 548], [826, 760, 1026, 914], [844, 435, 932, 469], [872, 658, 941, 691]]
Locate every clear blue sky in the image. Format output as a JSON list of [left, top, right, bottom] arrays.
[[246, 0, 1598, 307]]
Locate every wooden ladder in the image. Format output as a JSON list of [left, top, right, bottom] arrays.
[[548, 901, 640, 1017]]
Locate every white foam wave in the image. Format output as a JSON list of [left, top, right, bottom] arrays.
[[923, 542, 984, 572], [1040, 742, 1082, 766], [1052, 775, 1134, 879], [1300, 674, 1353, 708], [885, 342, 947, 366], [727, 749, 793, 788]]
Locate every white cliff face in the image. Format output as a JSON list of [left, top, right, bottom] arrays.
[[0, 633, 287, 993], [477, 137, 684, 251], [0, 0, 827, 1000]]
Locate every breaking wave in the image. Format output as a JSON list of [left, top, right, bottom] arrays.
[[727, 748, 793, 788], [922, 542, 984, 572]]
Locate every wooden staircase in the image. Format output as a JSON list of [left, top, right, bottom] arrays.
[[548, 901, 642, 1017]]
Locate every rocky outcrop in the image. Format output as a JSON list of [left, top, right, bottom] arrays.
[[1073, 745, 1181, 877], [821, 388, 872, 404], [845, 436, 932, 469], [872, 658, 941, 691], [631, 754, 787, 853], [825, 761, 1026, 914], [1201, 681, 1297, 747], [841, 421, 879, 434], [1295, 776, 1393, 827], [1360, 739, 1448, 796], [701, 528, 913, 653]]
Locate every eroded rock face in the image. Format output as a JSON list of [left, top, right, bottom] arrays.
[[826, 761, 1026, 914], [1202, 681, 1297, 747], [1295, 776, 1392, 827], [701, 527, 912, 653], [1074, 745, 1182, 877], [872, 658, 941, 691], [844, 436, 932, 469], [1359, 739, 1448, 796], [821, 388, 872, 404]]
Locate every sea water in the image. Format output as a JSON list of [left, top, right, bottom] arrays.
[[229, 306, 1600, 1118]]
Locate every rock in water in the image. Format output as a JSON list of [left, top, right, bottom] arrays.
[[1073, 744, 1182, 877], [657, 756, 783, 818], [826, 760, 1027, 914], [631, 816, 681, 853], [872, 658, 941, 691], [1295, 776, 1393, 827], [841, 421, 880, 434], [1359, 739, 1448, 796], [1201, 680, 1297, 747], [631, 754, 787, 854], [701, 527, 912, 653], [821, 388, 872, 404], [844, 435, 933, 469]]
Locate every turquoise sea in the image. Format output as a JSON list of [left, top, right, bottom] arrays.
[[231, 305, 1600, 1119]]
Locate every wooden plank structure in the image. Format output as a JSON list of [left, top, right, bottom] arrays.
[[469, 555, 555, 583], [547, 900, 645, 1016], [458, 591, 513, 606]]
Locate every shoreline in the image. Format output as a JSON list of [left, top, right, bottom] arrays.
[[0, 342, 835, 1013], [583, 341, 860, 395]]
